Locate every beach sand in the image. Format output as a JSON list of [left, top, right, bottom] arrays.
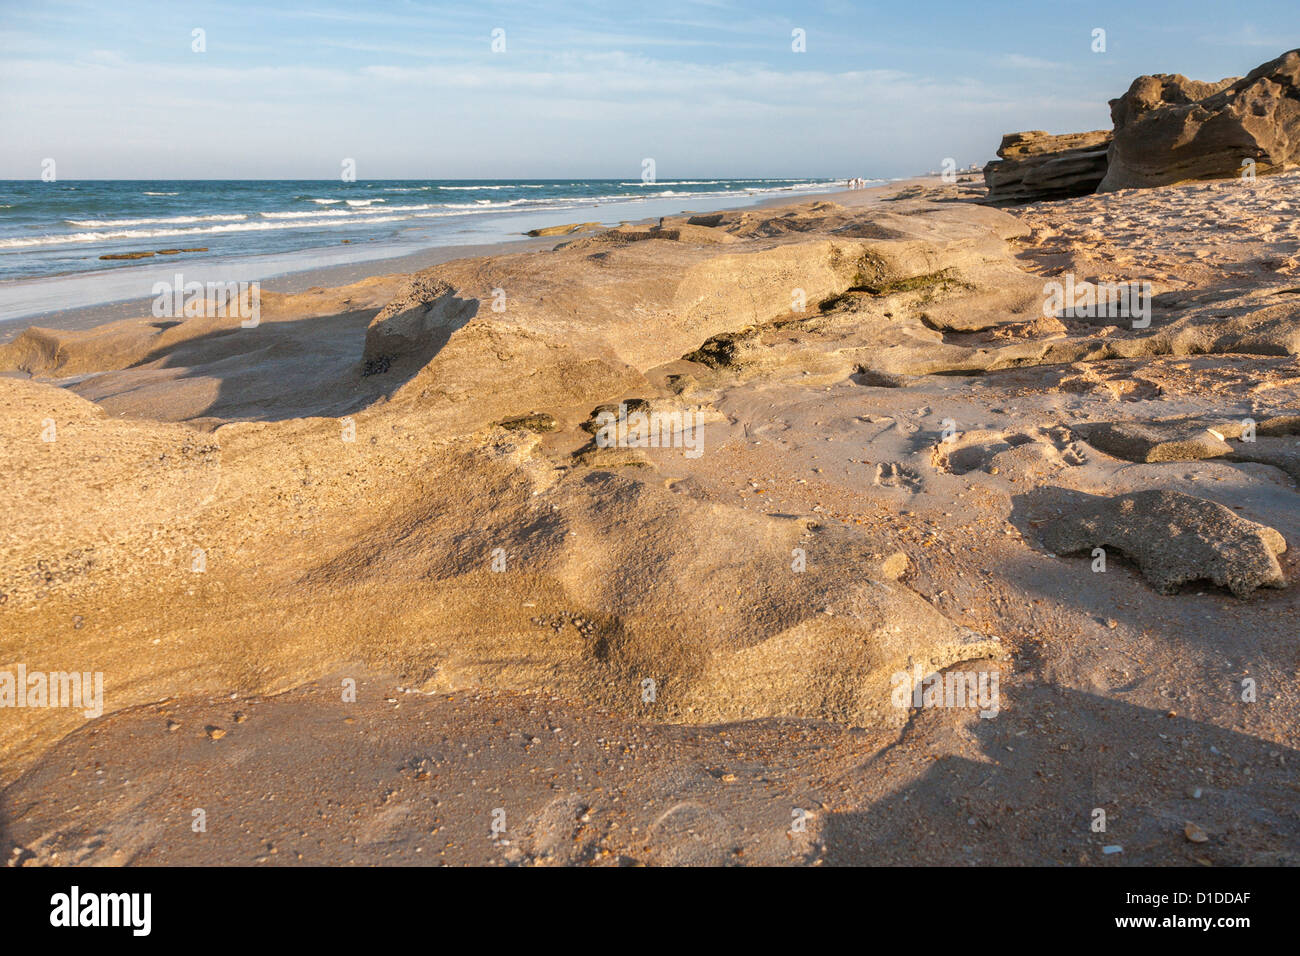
[[2, 172, 1297, 866]]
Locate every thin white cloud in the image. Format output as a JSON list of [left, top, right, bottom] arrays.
[[1000, 53, 1061, 70], [0, 41, 1109, 178]]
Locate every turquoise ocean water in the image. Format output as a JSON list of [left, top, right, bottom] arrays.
[[0, 178, 843, 284]]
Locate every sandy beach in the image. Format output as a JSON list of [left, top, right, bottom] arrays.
[[2, 165, 1296, 866]]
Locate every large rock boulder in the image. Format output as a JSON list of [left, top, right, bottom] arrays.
[[1041, 490, 1287, 597], [1107, 73, 1238, 130], [1099, 49, 1299, 191], [982, 130, 1112, 205]]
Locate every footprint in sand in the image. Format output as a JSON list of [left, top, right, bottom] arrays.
[[645, 801, 741, 866], [874, 461, 923, 490]]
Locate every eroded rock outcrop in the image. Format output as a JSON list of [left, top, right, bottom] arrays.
[[1100, 50, 1299, 190], [983, 50, 1300, 201], [354, 199, 1041, 436], [981, 130, 1112, 205], [1041, 490, 1287, 597], [1107, 73, 1238, 130]]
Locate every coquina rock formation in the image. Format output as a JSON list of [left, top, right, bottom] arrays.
[[981, 130, 1112, 205], [1100, 51, 1300, 190], [984, 49, 1300, 202], [1106, 73, 1238, 133]]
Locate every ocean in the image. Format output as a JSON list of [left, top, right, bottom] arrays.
[[0, 177, 859, 322], [0, 178, 844, 282]]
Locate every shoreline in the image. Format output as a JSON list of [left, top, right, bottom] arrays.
[[0, 178, 897, 338]]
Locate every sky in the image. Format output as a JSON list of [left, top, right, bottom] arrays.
[[1, 0, 1298, 180]]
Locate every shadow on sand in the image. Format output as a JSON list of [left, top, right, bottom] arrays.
[[820, 684, 1299, 866], [56, 291, 479, 425]]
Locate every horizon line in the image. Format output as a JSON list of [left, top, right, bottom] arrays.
[[0, 175, 852, 183]]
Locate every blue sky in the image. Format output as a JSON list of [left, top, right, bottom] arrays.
[[1, 0, 1298, 179]]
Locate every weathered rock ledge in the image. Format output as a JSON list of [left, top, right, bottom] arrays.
[[982, 130, 1112, 206]]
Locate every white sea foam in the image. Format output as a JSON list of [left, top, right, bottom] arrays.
[[0, 208, 559, 248], [441, 199, 535, 209], [617, 180, 731, 186], [65, 213, 248, 227], [261, 203, 437, 219]]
